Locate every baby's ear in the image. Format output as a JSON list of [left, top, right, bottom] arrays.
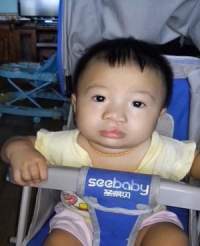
[[71, 94, 77, 113], [159, 108, 166, 117]]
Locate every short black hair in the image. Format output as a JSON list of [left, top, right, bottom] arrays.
[[72, 37, 173, 107]]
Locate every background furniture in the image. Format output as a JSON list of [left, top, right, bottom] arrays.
[[0, 21, 57, 63]]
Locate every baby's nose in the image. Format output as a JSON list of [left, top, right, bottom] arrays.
[[103, 105, 127, 123]]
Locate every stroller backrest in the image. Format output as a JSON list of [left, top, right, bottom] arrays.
[[23, 54, 200, 245]]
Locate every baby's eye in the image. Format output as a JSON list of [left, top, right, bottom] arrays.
[[132, 101, 145, 108], [92, 95, 106, 102]]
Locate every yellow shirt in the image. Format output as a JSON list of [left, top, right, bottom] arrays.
[[35, 129, 196, 181], [136, 131, 196, 181], [35, 129, 92, 167], [35, 129, 196, 219]]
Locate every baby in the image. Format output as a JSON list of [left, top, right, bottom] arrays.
[[2, 37, 199, 246]]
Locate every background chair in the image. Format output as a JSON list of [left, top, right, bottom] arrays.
[[0, 53, 69, 123]]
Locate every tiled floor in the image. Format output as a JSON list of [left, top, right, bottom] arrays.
[[0, 114, 64, 246]]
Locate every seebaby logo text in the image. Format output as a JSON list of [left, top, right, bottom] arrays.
[[88, 177, 149, 196]]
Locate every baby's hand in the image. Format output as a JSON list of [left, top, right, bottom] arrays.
[[2, 137, 48, 186], [10, 148, 48, 186]]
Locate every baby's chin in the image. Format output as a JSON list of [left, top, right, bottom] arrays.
[[92, 140, 132, 152]]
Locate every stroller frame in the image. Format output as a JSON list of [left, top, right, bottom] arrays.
[[8, 55, 200, 245]]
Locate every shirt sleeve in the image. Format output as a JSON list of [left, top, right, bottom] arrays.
[[137, 132, 196, 181], [35, 129, 92, 167]]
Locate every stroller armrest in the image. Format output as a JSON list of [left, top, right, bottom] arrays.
[[38, 166, 81, 192], [35, 166, 200, 211]]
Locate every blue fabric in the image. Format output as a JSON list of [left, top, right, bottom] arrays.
[[166, 77, 190, 233], [57, 0, 65, 95], [93, 212, 139, 246], [167, 78, 190, 140], [27, 216, 52, 246], [83, 168, 152, 246], [84, 168, 151, 209], [168, 206, 189, 233]]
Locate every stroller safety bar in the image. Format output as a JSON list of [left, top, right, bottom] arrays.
[[36, 166, 200, 211]]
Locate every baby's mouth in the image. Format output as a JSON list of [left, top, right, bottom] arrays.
[[99, 129, 125, 139]]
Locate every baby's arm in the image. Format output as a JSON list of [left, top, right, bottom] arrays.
[[189, 144, 200, 179], [1, 136, 48, 186]]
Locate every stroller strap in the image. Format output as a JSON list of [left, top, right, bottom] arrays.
[[79, 168, 159, 246]]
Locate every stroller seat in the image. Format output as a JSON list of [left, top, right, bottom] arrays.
[[9, 55, 200, 246]]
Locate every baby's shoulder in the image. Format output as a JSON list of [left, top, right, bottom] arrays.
[[37, 128, 79, 140], [158, 132, 195, 147], [141, 132, 197, 181], [157, 132, 196, 160], [35, 129, 80, 151]]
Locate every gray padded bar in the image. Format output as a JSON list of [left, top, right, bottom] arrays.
[[37, 166, 200, 211], [38, 166, 83, 192], [158, 179, 200, 210]]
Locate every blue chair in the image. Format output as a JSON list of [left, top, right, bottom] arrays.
[[0, 53, 69, 123]]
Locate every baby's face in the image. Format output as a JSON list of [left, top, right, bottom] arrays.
[[72, 61, 166, 152]]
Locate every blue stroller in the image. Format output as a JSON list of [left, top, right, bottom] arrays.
[[8, 0, 200, 245], [10, 54, 200, 246]]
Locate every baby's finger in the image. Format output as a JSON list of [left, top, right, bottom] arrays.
[[32, 179, 41, 184], [38, 161, 48, 181], [28, 164, 41, 181], [26, 180, 41, 186], [12, 168, 27, 186], [21, 167, 32, 183]]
